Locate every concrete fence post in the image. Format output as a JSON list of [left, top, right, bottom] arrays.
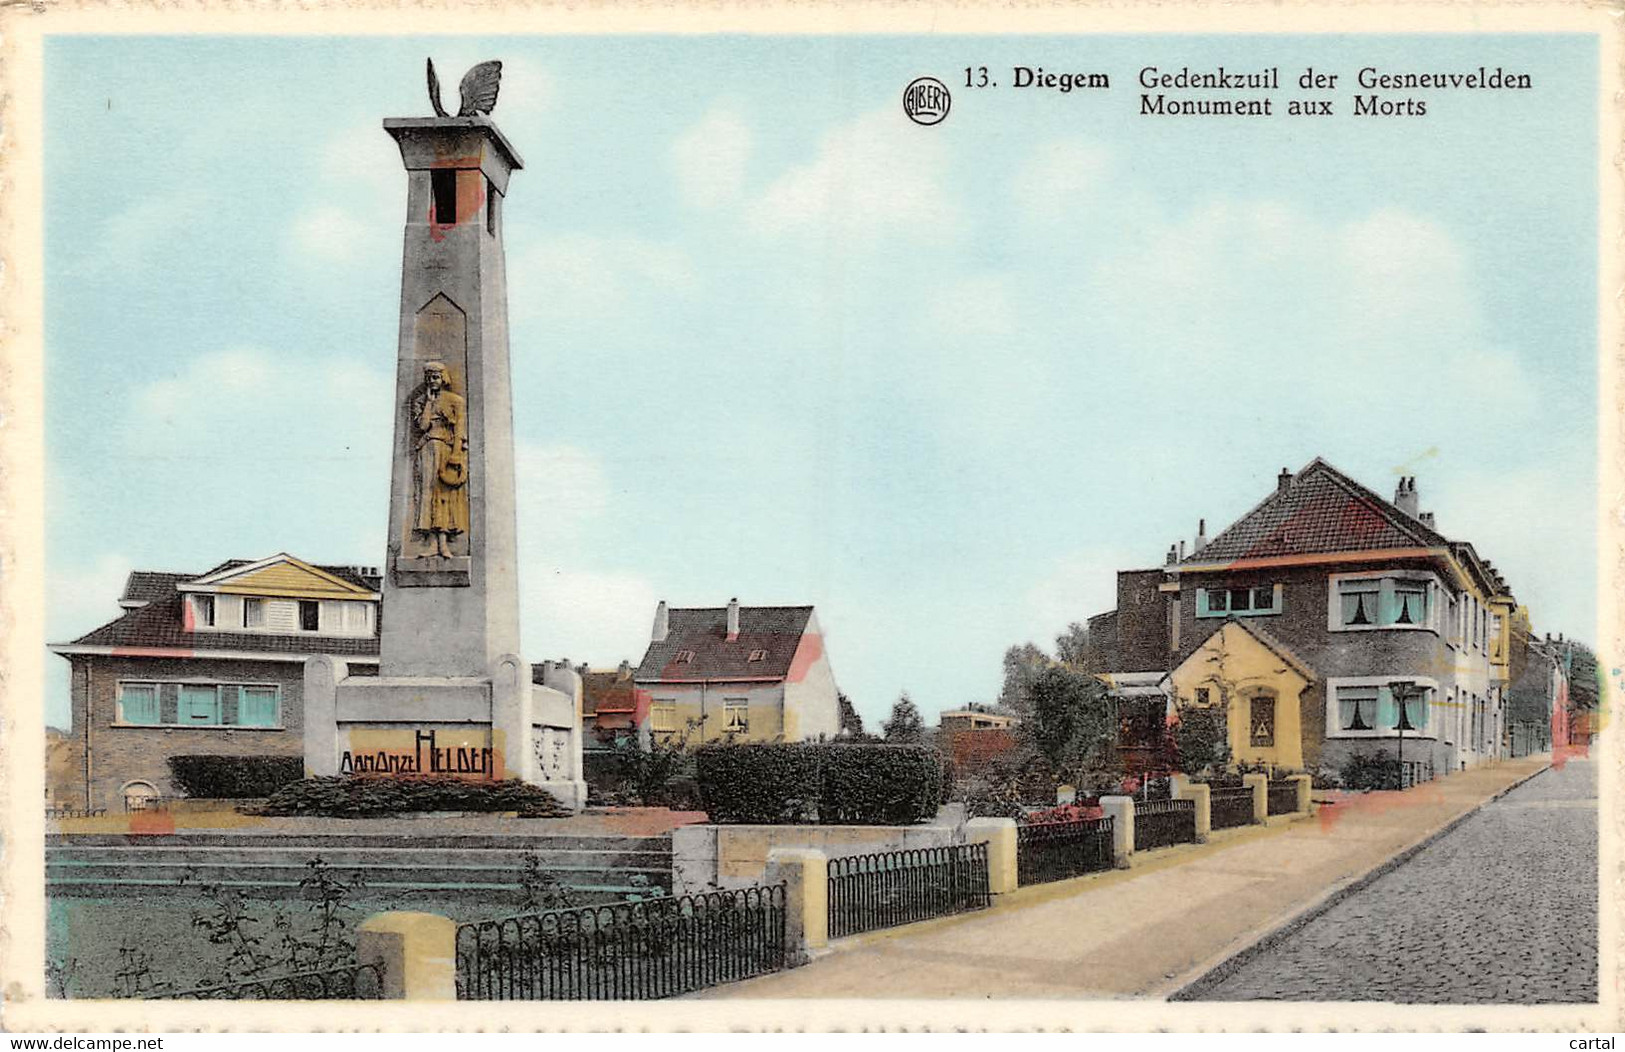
[[764, 847, 827, 965], [964, 817, 1019, 894], [1174, 780, 1211, 842], [1290, 773, 1313, 814], [357, 911, 458, 1000], [1100, 796, 1135, 867], [1243, 773, 1269, 823]]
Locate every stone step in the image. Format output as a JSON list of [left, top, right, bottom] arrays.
[[46, 859, 671, 887], [47, 845, 672, 869], [48, 832, 671, 852], [46, 877, 660, 905]]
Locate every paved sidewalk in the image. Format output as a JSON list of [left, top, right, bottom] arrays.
[[700, 757, 1550, 1000]]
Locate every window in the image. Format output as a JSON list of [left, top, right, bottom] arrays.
[[118, 682, 160, 725], [1249, 694, 1276, 747], [1197, 584, 1281, 618], [299, 600, 320, 632], [1337, 685, 1377, 732], [122, 781, 161, 812], [486, 181, 500, 236], [431, 168, 457, 224], [178, 684, 222, 725], [747, 649, 767, 662], [723, 698, 749, 734], [1338, 579, 1380, 626], [345, 601, 373, 635], [675, 650, 696, 664], [191, 594, 215, 628], [1332, 574, 1438, 631], [1194, 687, 1211, 707], [239, 686, 280, 727], [242, 598, 266, 629], [1393, 581, 1428, 625], [651, 702, 677, 734]]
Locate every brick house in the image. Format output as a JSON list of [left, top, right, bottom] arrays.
[[49, 554, 381, 810], [1088, 458, 1525, 781], [633, 598, 841, 743]]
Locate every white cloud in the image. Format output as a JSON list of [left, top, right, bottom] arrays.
[[1021, 547, 1142, 649], [288, 206, 376, 265], [515, 442, 611, 548], [509, 234, 697, 323], [521, 568, 660, 669], [747, 108, 959, 245], [671, 106, 753, 209], [48, 552, 134, 642], [1012, 139, 1114, 226], [917, 274, 1016, 341]]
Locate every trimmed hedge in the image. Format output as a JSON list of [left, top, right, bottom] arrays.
[[695, 743, 942, 825], [243, 776, 570, 818], [695, 744, 820, 824], [166, 755, 306, 799], [818, 745, 942, 825]]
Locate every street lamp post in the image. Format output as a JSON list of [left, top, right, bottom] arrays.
[[1389, 680, 1414, 789]]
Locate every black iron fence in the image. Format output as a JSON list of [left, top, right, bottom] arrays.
[[156, 961, 387, 1000], [1266, 780, 1300, 816], [1016, 817, 1114, 886], [1133, 798, 1197, 851], [456, 885, 786, 1000], [827, 843, 990, 938], [1209, 786, 1256, 830]]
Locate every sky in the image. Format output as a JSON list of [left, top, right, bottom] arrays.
[[44, 34, 1599, 729]]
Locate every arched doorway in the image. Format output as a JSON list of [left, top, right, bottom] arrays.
[[121, 780, 161, 812]]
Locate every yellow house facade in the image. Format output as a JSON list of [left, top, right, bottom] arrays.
[[1168, 619, 1313, 770]]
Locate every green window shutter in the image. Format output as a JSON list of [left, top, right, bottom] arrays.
[[239, 687, 279, 727], [178, 685, 221, 725], [120, 684, 159, 725]]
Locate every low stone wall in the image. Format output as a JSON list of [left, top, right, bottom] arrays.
[[673, 823, 962, 895]]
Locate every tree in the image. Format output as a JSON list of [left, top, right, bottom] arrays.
[[1171, 703, 1231, 776], [1025, 664, 1116, 778], [882, 692, 927, 744], [1054, 622, 1090, 670], [837, 692, 866, 739], [1567, 641, 1600, 712], [997, 643, 1049, 718]]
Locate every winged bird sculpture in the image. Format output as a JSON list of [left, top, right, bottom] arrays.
[[427, 58, 503, 118]]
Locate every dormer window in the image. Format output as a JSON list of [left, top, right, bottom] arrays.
[[191, 594, 215, 628], [299, 600, 320, 632], [242, 598, 266, 629], [748, 649, 767, 662]]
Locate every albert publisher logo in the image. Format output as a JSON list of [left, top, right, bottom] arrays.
[[903, 76, 951, 126]]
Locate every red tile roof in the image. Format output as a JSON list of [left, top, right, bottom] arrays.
[[635, 606, 814, 683], [1186, 458, 1446, 564]]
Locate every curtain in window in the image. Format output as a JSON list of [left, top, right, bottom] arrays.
[[239, 687, 279, 727], [1338, 687, 1376, 731], [120, 684, 159, 725], [1340, 582, 1378, 626], [178, 685, 220, 724], [1395, 585, 1426, 625], [1401, 690, 1428, 732]]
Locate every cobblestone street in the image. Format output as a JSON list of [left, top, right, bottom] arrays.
[[1190, 759, 1596, 1003]]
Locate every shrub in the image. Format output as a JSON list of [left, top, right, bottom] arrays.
[[1339, 751, 1401, 791], [167, 755, 305, 799], [695, 743, 943, 825], [243, 776, 570, 818], [695, 744, 821, 824], [818, 745, 941, 825]]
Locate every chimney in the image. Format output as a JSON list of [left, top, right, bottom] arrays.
[[1194, 518, 1207, 554], [1178, 540, 1187, 561], [1165, 544, 1178, 566], [617, 658, 631, 679], [1394, 476, 1420, 517], [1277, 468, 1292, 493], [652, 600, 669, 643], [1419, 511, 1436, 530], [726, 597, 740, 641]]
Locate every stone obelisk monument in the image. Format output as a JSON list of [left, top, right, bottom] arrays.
[[303, 61, 586, 810]]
